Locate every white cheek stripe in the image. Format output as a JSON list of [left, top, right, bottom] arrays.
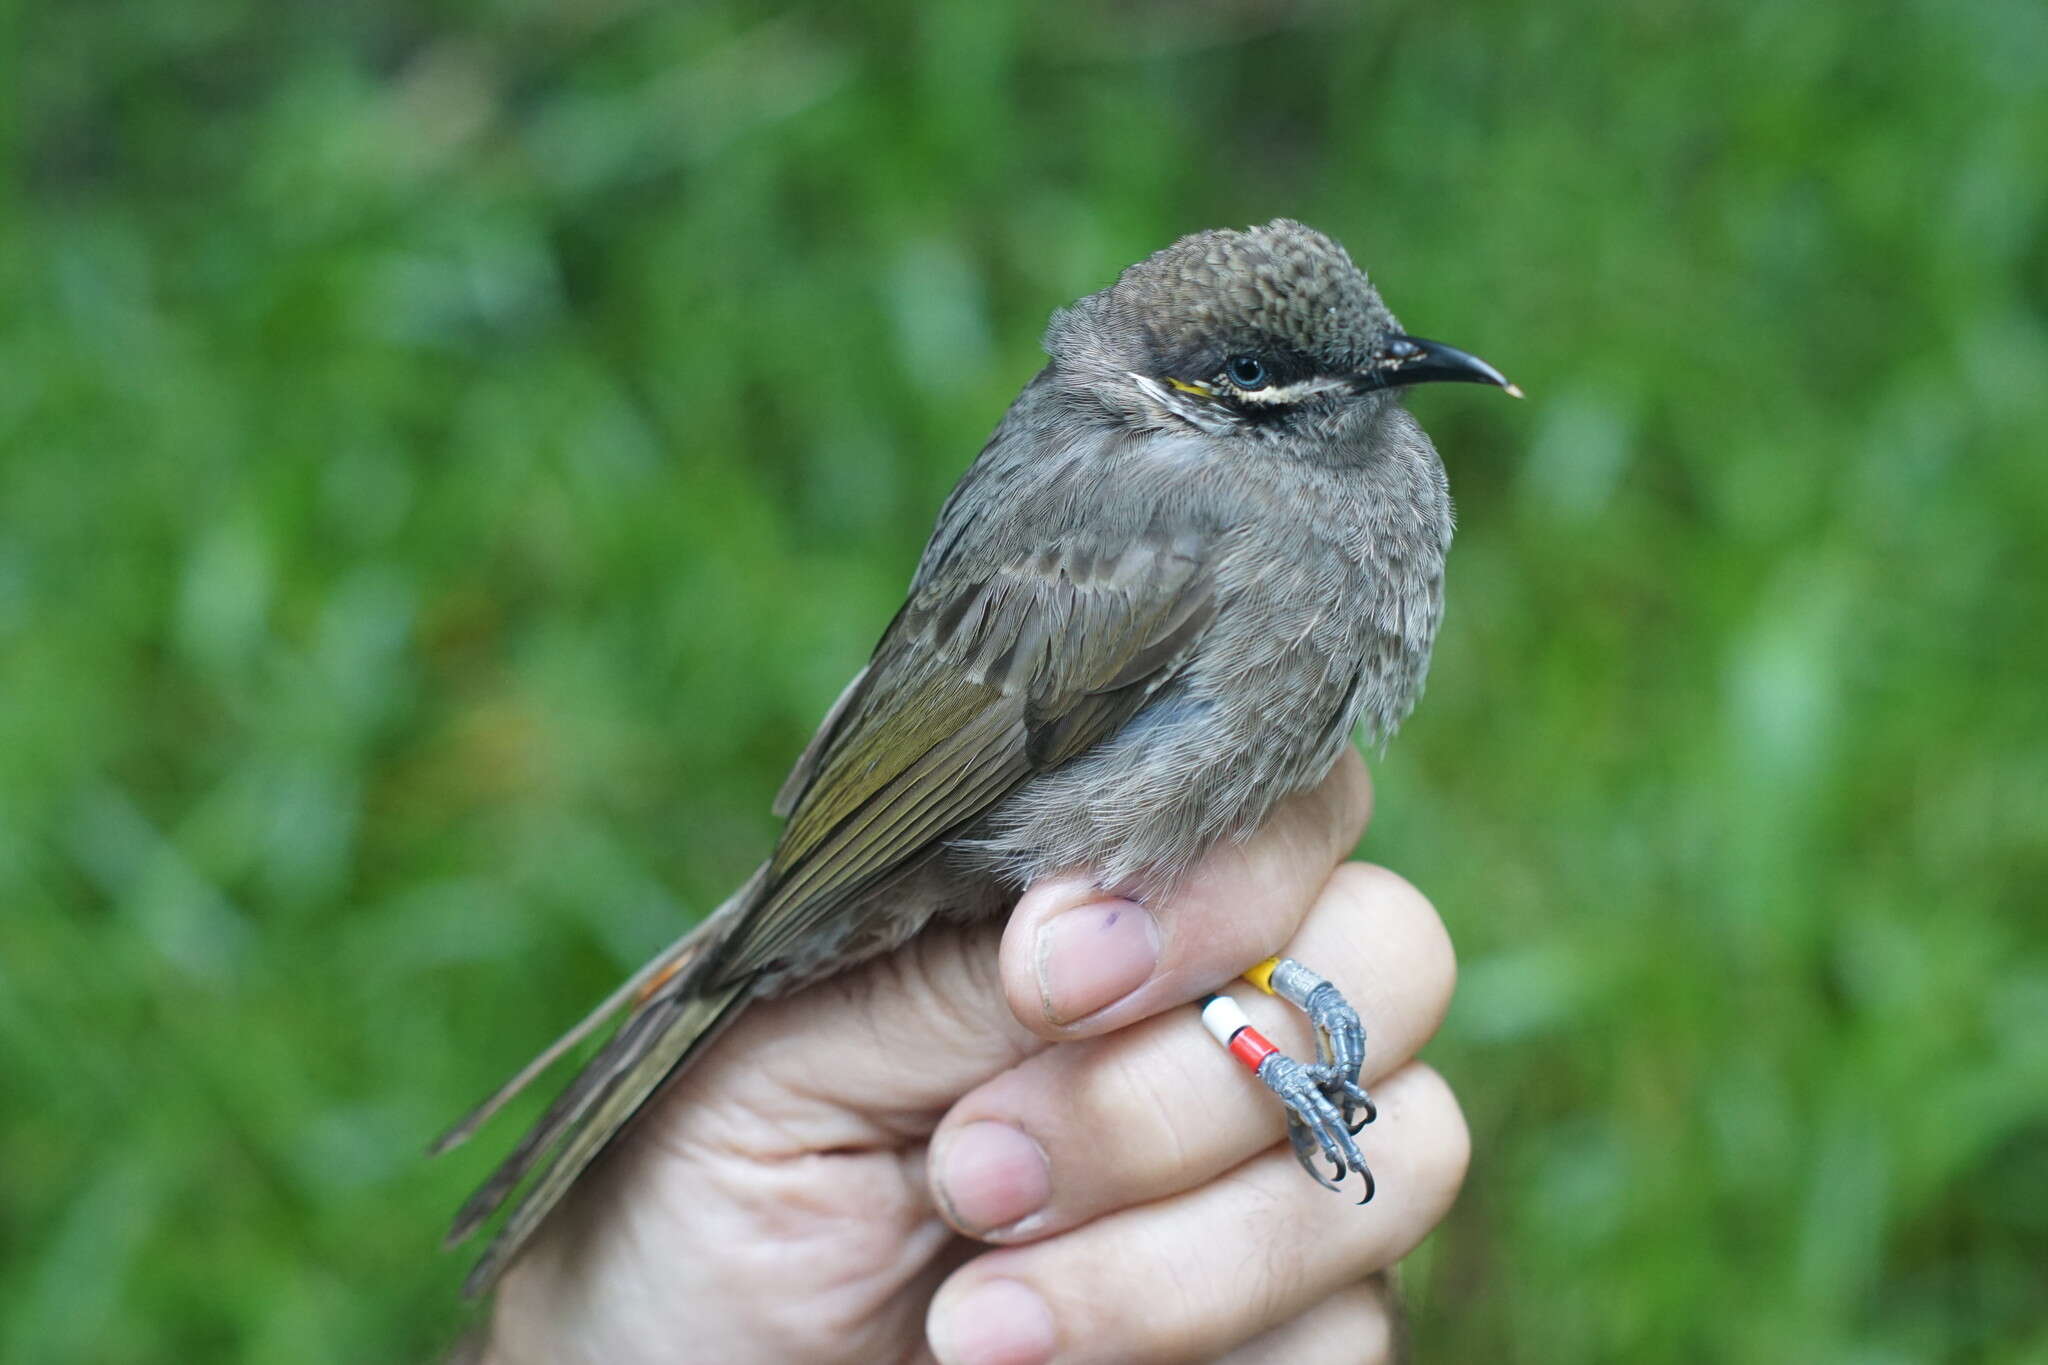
[[1232, 377, 1346, 406]]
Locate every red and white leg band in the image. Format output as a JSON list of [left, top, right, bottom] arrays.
[[1200, 993, 1280, 1072]]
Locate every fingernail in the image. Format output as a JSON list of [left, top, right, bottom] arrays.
[[935, 1121, 1052, 1236], [930, 1277, 1057, 1365], [1034, 899, 1159, 1025]]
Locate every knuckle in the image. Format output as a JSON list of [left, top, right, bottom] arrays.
[[1278, 750, 1373, 868], [1354, 1274, 1403, 1357], [1321, 1281, 1400, 1364], [1324, 861, 1428, 924], [1072, 1037, 1195, 1180], [1322, 747, 1375, 845], [1255, 750, 1371, 875], [1396, 1064, 1472, 1202], [1212, 1279, 1392, 1365], [1324, 863, 1456, 995]]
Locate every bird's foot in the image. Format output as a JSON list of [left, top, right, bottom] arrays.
[[1198, 988, 1376, 1202], [1260, 1050, 1377, 1202], [1261, 958, 1375, 1134]]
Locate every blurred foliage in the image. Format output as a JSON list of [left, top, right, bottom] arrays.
[[3, 0, 2045, 1360]]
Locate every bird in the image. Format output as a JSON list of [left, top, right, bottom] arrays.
[[433, 218, 1517, 1297]]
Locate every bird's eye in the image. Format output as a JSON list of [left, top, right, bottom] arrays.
[[1226, 355, 1268, 390]]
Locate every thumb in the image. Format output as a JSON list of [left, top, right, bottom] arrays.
[[998, 748, 1373, 1042], [645, 917, 1049, 1151]]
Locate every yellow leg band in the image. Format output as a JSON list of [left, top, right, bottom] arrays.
[[1243, 957, 1282, 995]]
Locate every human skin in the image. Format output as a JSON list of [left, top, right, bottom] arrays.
[[479, 750, 1468, 1365]]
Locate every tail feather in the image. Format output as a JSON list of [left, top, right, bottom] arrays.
[[429, 931, 708, 1159], [436, 868, 769, 1296], [452, 979, 754, 1297]]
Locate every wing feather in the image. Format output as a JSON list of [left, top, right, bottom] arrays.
[[443, 534, 1221, 1295], [712, 536, 1218, 984]]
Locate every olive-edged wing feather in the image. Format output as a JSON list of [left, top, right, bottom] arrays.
[[440, 533, 1217, 1295], [706, 533, 1217, 984]]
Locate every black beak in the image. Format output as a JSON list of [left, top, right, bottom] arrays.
[[1357, 335, 1522, 398]]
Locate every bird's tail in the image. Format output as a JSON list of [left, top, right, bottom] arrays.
[[433, 872, 764, 1298]]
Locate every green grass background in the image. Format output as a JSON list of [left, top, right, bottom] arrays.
[[4, 1, 2045, 1359]]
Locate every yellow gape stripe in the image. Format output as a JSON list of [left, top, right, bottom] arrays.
[[1244, 957, 1282, 994]]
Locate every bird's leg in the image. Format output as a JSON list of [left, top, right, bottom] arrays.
[[1199, 982, 1376, 1203], [1248, 956, 1376, 1134]]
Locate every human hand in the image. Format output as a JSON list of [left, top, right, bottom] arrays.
[[481, 750, 1466, 1364]]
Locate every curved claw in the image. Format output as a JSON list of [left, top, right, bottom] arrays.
[[1351, 1156, 1377, 1205], [1312, 1068, 1378, 1134], [1286, 1118, 1348, 1191], [1261, 1052, 1372, 1198], [1285, 1116, 1375, 1202]]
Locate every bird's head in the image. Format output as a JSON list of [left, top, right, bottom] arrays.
[[1044, 219, 1518, 436]]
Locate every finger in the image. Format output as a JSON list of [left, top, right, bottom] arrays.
[[651, 917, 1044, 1153], [930, 864, 1452, 1239], [926, 1063, 1468, 1365], [632, 751, 1369, 1151], [1211, 1275, 1400, 1365], [1001, 748, 1373, 1039]]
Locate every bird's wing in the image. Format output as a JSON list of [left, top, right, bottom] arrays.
[[771, 664, 871, 818], [710, 534, 1218, 983], [442, 535, 1216, 1295]]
